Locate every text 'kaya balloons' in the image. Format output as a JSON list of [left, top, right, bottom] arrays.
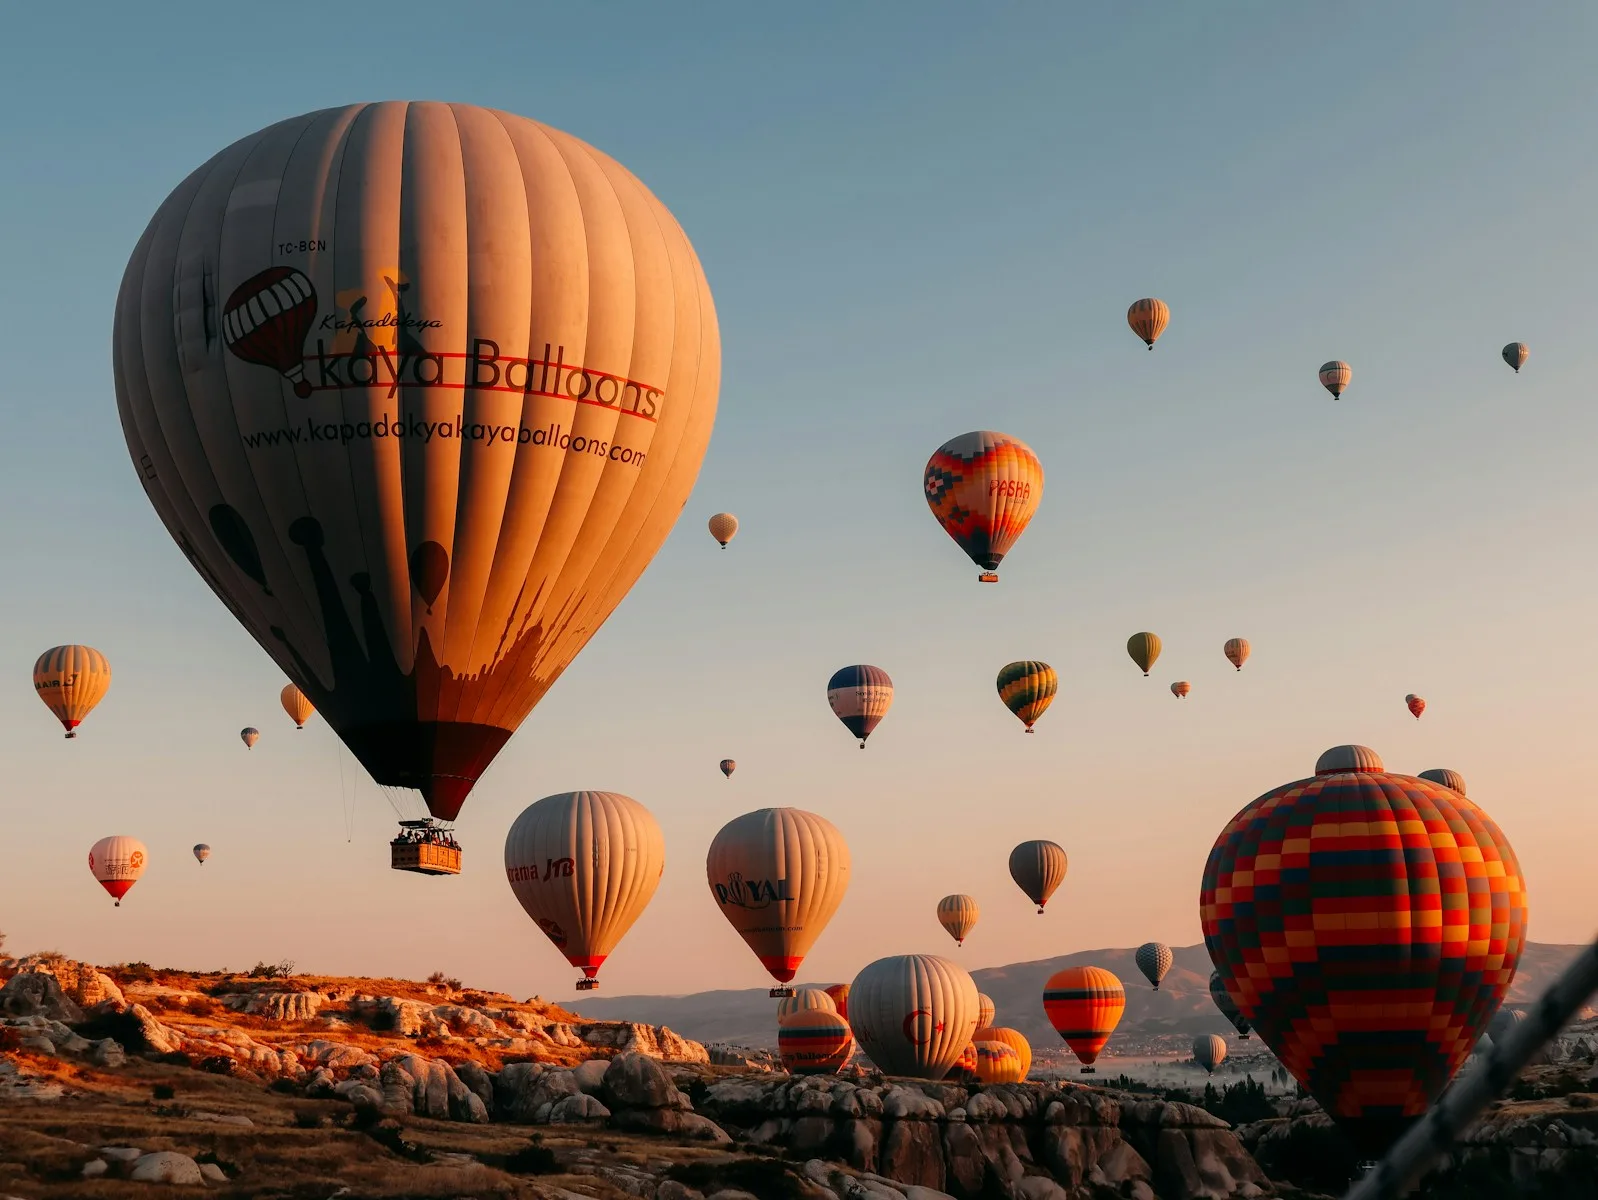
[[1201, 744, 1526, 1157], [997, 660, 1057, 732], [89, 836, 146, 906], [504, 791, 665, 991], [923, 432, 1043, 583], [114, 102, 721, 824], [34, 645, 111, 738], [707, 808, 850, 994], [849, 954, 979, 1080]]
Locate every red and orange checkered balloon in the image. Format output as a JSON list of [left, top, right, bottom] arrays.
[[1200, 745, 1526, 1157]]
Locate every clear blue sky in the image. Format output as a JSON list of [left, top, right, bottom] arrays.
[[2, 3, 1596, 999]]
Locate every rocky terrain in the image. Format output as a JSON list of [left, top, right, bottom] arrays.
[[3, 952, 1598, 1198]]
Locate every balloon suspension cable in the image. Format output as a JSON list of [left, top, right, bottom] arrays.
[[1341, 935, 1598, 1200], [333, 738, 355, 843]]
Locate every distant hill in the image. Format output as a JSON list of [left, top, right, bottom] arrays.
[[572, 941, 1587, 1050]]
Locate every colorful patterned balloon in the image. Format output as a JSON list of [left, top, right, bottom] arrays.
[[973, 1025, 1032, 1079], [1043, 966, 1125, 1072], [1210, 970, 1250, 1038], [997, 660, 1057, 732], [923, 431, 1043, 583], [1200, 744, 1527, 1157], [778, 1009, 853, 1075], [826, 665, 893, 748], [975, 1039, 1025, 1083]]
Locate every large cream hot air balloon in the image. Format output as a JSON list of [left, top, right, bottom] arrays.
[[504, 791, 665, 991], [936, 894, 979, 946], [1126, 298, 1169, 350], [850, 954, 979, 1079], [707, 808, 849, 996], [89, 836, 146, 906], [280, 684, 314, 730], [1009, 839, 1068, 913], [708, 512, 739, 548], [33, 646, 111, 738], [113, 102, 720, 829]]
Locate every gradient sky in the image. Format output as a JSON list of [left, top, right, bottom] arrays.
[[2, 3, 1596, 1001]]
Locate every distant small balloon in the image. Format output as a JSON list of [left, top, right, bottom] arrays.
[[1502, 342, 1529, 373], [193, 844, 211, 863], [1319, 360, 1352, 399], [280, 683, 314, 730], [1171, 681, 1191, 699], [1223, 638, 1250, 671], [1126, 633, 1161, 676], [1127, 298, 1170, 350], [997, 660, 1057, 732], [1406, 693, 1426, 719], [240, 727, 260, 749], [719, 759, 736, 778], [1193, 1033, 1228, 1074], [1009, 840, 1067, 914], [1135, 942, 1173, 990], [936, 894, 980, 946], [827, 665, 893, 748], [708, 512, 739, 548], [1418, 767, 1466, 796], [89, 835, 146, 907]]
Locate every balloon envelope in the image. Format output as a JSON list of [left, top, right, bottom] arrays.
[[1171, 681, 1191, 698], [707, 808, 850, 985], [996, 660, 1056, 731], [850, 954, 978, 1080], [193, 844, 211, 863], [719, 759, 736, 778], [1224, 638, 1250, 671], [1193, 1033, 1228, 1074], [34, 645, 111, 738], [973, 1025, 1032, 1079], [824, 983, 850, 1020], [708, 512, 739, 546], [975, 1040, 1025, 1083], [778, 1009, 853, 1075], [923, 431, 1043, 582], [976, 993, 996, 1030], [1502, 342, 1529, 372], [936, 894, 980, 946], [1044, 966, 1125, 1067], [114, 102, 721, 824], [1319, 360, 1352, 398], [1406, 693, 1426, 719], [826, 665, 893, 747], [240, 726, 260, 748], [1210, 971, 1251, 1038], [1135, 942, 1173, 990], [1127, 298, 1170, 349], [503, 791, 665, 985], [1201, 744, 1526, 1157], [1126, 633, 1161, 676], [1418, 768, 1466, 796], [776, 987, 837, 1019], [280, 684, 314, 729], [89, 836, 146, 905], [1008, 839, 1067, 913]]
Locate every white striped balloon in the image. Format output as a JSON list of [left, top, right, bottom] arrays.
[[849, 954, 979, 1080]]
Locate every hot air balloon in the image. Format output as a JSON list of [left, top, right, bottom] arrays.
[[825, 983, 850, 1020], [1044, 966, 1125, 1073], [33, 646, 111, 738], [193, 844, 210, 863], [1008, 839, 1067, 913], [1171, 680, 1191, 699], [1406, 693, 1426, 719], [776, 987, 837, 1019], [1127, 298, 1169, 350], [1209, 971, 1251, 1038], [719, 759, 736, 778], [976, 993, 996, 1031], [1135, 942, 1173, 990], [975, 1040, 1025, 1083], [1489, 1006, 1527, 1045], [973, 1025, 1032, 1079], [504, 791, 665, 991], [280, 684, 314, 730], [1224, 638, 1250, 671], [1418, 767, 1466, 795], [936, 894, 980, 946], [850, 954, 979, 1080], [826, 665, 893, 748], [707, 808, 850, 996], [1193, 1033, 1228, 1075], [1126, 633, 1161, 676], [89, 836, 146, 906], [778, 1009, 854, 1075], [114, 102, 721, 832], [996, 660, 1056, 732], [708, 512, 739, 548], [1502, 342, 1529, 373], [948, 1040, 979, 1081], [1201, 744, 1526, 1158], [1319, 360, 1352, 399], [923, 431, 1043, 583], [240, 727, 260, 749]]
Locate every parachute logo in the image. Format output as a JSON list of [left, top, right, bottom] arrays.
[[712, 871, 791, 910], [222, 266, 319, 398]]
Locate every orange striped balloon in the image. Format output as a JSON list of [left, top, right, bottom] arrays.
[[778, 1009, 854, 1075], [975, 1039, 1025, 1083], [974, 1025, 1032, 1079], [1044, 966, 1125, 1071], [824, 983, 850, 1020], [1126, 298, 1169, 349], [948, 1040, 978, 1080]]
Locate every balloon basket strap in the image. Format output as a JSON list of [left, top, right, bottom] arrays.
[[770, 987, 795, 998], [575, 979, 599, 992]]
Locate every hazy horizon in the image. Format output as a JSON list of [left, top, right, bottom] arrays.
[[3, 3, 1597, 1000]]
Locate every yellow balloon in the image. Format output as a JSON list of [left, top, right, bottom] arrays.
[[1126, 632, 1162, 676], [1126, 298, 1170, 349], [280, 683, 315, 729], [33, 645, 111, 738]]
